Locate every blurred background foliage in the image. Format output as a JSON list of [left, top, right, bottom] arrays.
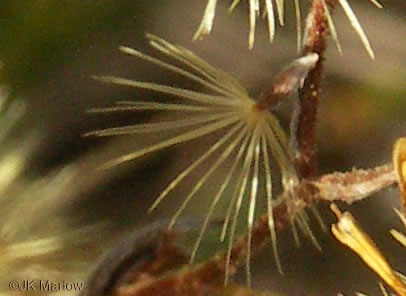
[[0, 0, 405, 295]]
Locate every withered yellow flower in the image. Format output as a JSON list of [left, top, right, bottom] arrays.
[[393, 138, 406, 215], [331, 204, 406, 296]]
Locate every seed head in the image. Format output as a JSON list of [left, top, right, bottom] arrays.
[[90, 34, 304, 280]]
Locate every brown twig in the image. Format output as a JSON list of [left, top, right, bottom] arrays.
[[313, 164, 396, 203], [116, 163, 396, 296], [296, 0, 336, 178]]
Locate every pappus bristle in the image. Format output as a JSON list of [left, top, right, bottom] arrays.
[[337, 0, 378, 59], [317, 0, 383, 59], [195, 0, 382, 57], [194, 0, 286, 48]]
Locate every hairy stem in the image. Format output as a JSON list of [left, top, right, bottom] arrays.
[[296, 0, 336, 178], [117, 164, 396, 296]]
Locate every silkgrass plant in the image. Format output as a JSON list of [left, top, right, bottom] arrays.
[[84, 1, 406, 295], [2, 0, 403, 295]]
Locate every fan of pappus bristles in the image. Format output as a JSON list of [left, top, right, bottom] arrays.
[[88, 34, 325, 283], [195, 0, 383, 58]]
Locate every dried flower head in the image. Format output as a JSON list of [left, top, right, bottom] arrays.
[[88, 34, 322, 282], [194, 0, 383, 58], [331, 204, 406, 296]]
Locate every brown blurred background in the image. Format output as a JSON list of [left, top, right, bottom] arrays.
[[0, 0, 406, 295]]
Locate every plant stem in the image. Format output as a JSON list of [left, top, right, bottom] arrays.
[[117, 163, 396, 296], [296, 0, 336, 178]]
